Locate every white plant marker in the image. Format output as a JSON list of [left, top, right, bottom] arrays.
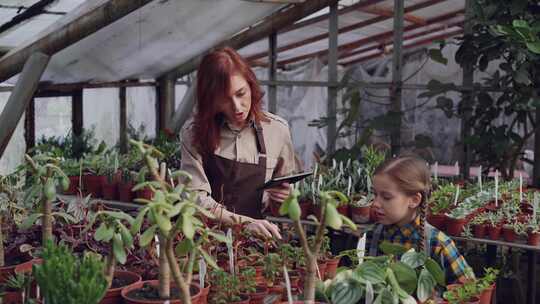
[[495, 171, 499, 207], [332, 159, 337, 169], [168, 169, 175, 188], [283, 265, 293, 304], [478, 166, 482, 192], [339, 161, 344, 174], [226, 228, 234, 276], [317, 175, 323, 192], [347, 176, 352, 197], [155, 235, 160, 257], [313, 163, 319, 176], [357, 232, 366, 265], [455, 161, 459, 176], [199, 258, 207, 288], [519, 173, 523, 202], [433, 162, 438, 182], [454, 185, 460, 206], [316, 263, 322, 280]]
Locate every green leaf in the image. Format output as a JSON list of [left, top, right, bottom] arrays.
[[140, 226, 157, 247], [417, 268, 436, 302], [287, 199, 301, 221], [425, 257, 445, 286], [513, 19, 529, 29], [207, 230, 231, 244], [325, 203, 343, 230], [526, 42, 540, 54], [175, 238, 194, 256], [400, 251, 426, 269], [278, 199, 290, 216], [379, 241, 407, 256], [20, 213, 42, 230], [101, 211, 134, 223], [374, 287, 396, 304], [354, 261, 386, 284], [428, 48, 448, 65], [199, 248, 219, 269], [192, 204, 216, 219], [330, 279, 363, 304], [182, 214, 195, 239], [94, 223, 114, 242], [340, 215, 357, 230], [130, 208, 148, 235], [112, 233, 127, 264], [119, 224, 134, 248], [390, 262, 417, 294], [154, 211, 172, 234]]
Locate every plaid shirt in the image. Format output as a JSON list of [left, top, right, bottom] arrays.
[[369, 216, 475, 284]]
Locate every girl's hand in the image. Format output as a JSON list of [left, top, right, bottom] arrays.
[[266, 182, 291, 204]]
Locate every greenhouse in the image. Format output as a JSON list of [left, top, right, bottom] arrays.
[[0, 0, 539, 303]]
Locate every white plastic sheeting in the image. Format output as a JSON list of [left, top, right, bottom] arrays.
[[5, 0, 285, 84]]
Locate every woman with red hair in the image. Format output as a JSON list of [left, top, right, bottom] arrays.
[[180, 47, 298, 239]]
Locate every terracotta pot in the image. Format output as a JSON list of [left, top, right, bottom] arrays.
[[118, 182, 134, 202], [479, 284, 495, 304], [446, 218, 467, 236], [102, 183, 118, 201], [336, 204, 349, 217], [100, 270, 142, 304], [14, 258, 41, 274], [324, 257, 340, 279], [350, 206, 371, 223], [2, 291, 23, 304], [317, 261, 327, 279], [199, 284, 211, 304], [473, 224, 487, 239], [136, 188, 154, 201], [427, 214, 447, 231], [242, 286, 267, 304], [487, 225, 502, 240], [121, 280, 201, 304], [0, 254, 33, 283], [254, 266, 265, 286], [84, 175, 106, 198], [528, 232, 540, 246], [64, 175, 81, 195], [502, 227, 517, 242]]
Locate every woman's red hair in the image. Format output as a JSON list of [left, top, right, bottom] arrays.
[[193, 47, 267, 156]]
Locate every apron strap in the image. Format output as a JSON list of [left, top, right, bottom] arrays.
[[253, 121, 267, 166], [368, 224, 384, 256]]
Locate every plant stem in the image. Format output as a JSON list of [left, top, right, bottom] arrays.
[[104, 244, 116, 289], [158, 233, 171, 299], [165, 237, 191, 304], [42, 198, 53, 244]]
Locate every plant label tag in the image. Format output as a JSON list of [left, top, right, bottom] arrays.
[[454, 185, 460, 206], [478, 166, 482, 192], [433, 162, 438, 182], [226, 228, 234, 275], [357, 232, 366, 265], [199, 258, 207, 288], [155, 235, 160, 258], [283, 265, 293, 304]]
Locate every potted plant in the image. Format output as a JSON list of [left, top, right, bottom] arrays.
[[101, 153, 119, 201], [526, 216, 540, 246], [134, 167, 154, 201], [316, 242, 446, 303], [445, 209, 468, 237], [442, 281, 481, 304], [469, 213, 488, 239], [118, 170, 135, 203], [0, 174, 34, 284], [83, 153, 108, 198], [86, 210, 141, 304], [239, 267, 268, 304], [349, 193, 372, 224], [61, 158, 83, 195], [263, 253, 284, 298], [501, 220, 525, 243], [23, 154, 72, 244], [208, 269, 250, 304], [33, 241, 108, 304], [279, 187, 356, 302], [427, 183, 456, 231], [485, 212, 503, 240], [121, 140, 228, 304], [477, 268, 499, 304]]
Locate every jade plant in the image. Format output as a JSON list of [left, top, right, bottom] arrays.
[[208, 267, 254, 304], [23, 154, 72, 244], [33, 241, 108, 304], [279, 187, 357, 301], [316, 242, 446, 304], [86, 210, 135, 288], [129, 139, 229, 303]]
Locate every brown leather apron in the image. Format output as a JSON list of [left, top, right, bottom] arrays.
[[203, 121, 267, 219]]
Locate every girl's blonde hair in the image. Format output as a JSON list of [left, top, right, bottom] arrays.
[[374, 156, 432, 252]]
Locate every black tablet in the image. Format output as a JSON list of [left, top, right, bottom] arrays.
[[260, 171, 313, 190]]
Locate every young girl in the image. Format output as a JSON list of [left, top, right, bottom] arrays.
[[369, 156, 475, 284]]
